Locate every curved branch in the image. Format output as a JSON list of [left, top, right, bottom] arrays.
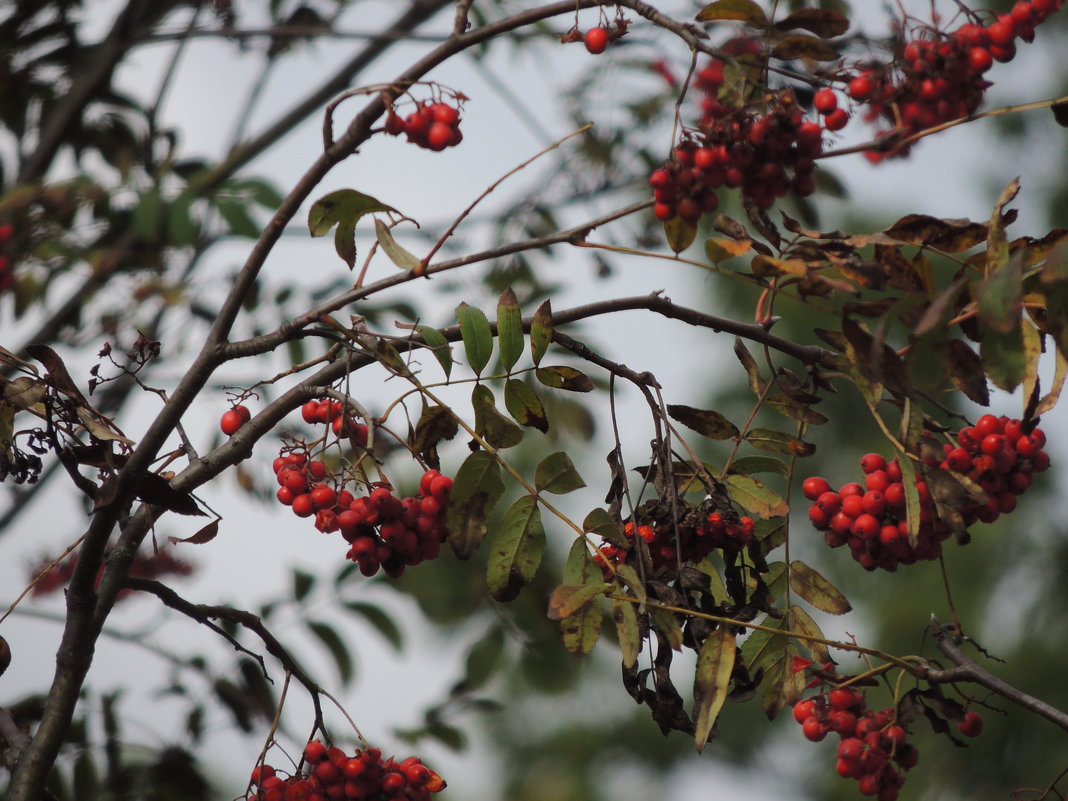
[[927, 620, 1068, 734]]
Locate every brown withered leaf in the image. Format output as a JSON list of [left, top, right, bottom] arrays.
[[874, 244, 929, 294], [713, 214, 751, 241], [773, 7, 849, 37], [169, 519, 220, 545], [882, 214, 989, 253], [842, 317, 910, 395], [696, 0, 768, 26], [25, 344, 87, 403], [946, 339, 989, 405]]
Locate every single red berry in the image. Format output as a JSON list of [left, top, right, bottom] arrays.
[[848, 74, 874, 101], [829, 688, 858, 710], [792, 699, 817, 723], [276, 487, 295, 506], [959, 710, 984, 737], [967, 46, 994, 73], [429, 102, 460, 126], [303, 740, 328, 764], [802, 476, 831, 501], [802, 716, 827, 741], [292, 493, 315, 518], [822, 107, 850, 131], [584, 26, 609, 54], [310, 484, 337, 510], [220, 409, 245, 436], [813, 88, 838, 114], [426, 121, 454, 151], [860, 453, 887, 474], [302, 400, 321, 423], [649, 169, 672, 189], [251, 764, 276, 785]]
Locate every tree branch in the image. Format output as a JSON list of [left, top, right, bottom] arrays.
[[927, 620, 1068, 734]]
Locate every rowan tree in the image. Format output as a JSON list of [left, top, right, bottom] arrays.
[[2, 2, 1068, 801]]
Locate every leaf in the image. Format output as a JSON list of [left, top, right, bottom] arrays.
[[215, 198, 261, 239], [559, 540, 605, 656], [374, 218, 421, 271], [693, 627, 737, 752], [503, 378, 549, 432], [458, 626, 506, 691], [25, 344, 86, 402], [773, 8, 849, 37], [497, 288, 524, 370], [307, 620, 354, 685], [341, 601, 404, 651], [705, 236, 752, 263], [765, 393, 828, 425], [412, 403, 459, 456], [745, 427, 814, 456], [308, 188, 399, 268], [415, 325, 453, 379], [981, 321, 1026, 392], [584, 507, 626, 547], [726, 455, 789, 477], [530, 299, 552, 365], [76, 408, 135, 445], [667, 404, 740, 440], [650, 607, 684, 651], [946, 339, 990, 405], [455, 302, 494, 375], [611, 597, 641, 668], [788, 605, 830, 664], [1036, 348, 1067, 416], [292, 568, 315, 602], [132, 471, 204, 516], [4, 376, 46, 409], [726, 474, 789, 518], [168, 519, 219, 545], [696, 0, 768, 27], [788, 560, 851, 614], [734, 338, 765, 393], [471, 384, 523, 450], [1053, 99, 1068, 127], [977, 250, 1023, 334], [547, 583, 611, 620], [664, 217, 697, 254], [486, 494, 545, 602], [446, 451, 505, 559], [771, 34, 841, 61], [535, 451, 586, 494], [882, 214, 989, 253], [536, 365, 594, 392], [761, 654, 806, 719]]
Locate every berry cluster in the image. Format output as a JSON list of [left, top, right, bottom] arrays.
[[851, 0, 1063, 162], [804, 416, 1049, 571], [273, 452, 452, 578], [249, 741, 445, 801], [792, 684, 919, 801], [301, 398, 369, 448], [384, 101, 462, 151], [0, 222, 15, 291], [596, 505, 756, 574], [649, 88, 828, 224]]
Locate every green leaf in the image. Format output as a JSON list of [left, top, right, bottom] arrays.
[[292, 568, 315, 602], [374, 218, 421, 271], [981, 319, 1027, 392], [341, 601, 404, 651], [788, 560, 851, 614], [650, 607, 684, 650], [503, 378, 549, 432], [535, 451, 586, 495], [664, 217, 697, 254], [215, 198, 262, 238], [456, 302, 494, 375], [745, 427, 815, 456], [547, 583, 611, 619], [693, 627, 737, 752], [726, 455, 789, 477], [739, 617, 786, 674], [761, 653, 806, 719], [416, 325, 453, 379], [412, 403, 459, 455], [472, 384, 524, 449], [458, 626, 506, 691], [896, 451, 922, 545], [308, 188, 399, 268], [667, 404, 740, 439], [559, 540, 605, 656], [132, 187, 164, 238], [611, 596, 641, 668], [977, 251, 1023, 334], [726, 474, 789, 518], [487, 495, 546, 602], [788, 605, 830, 664], [696, 0, 768, 27], [530, 300, 553, 365], [583, 507, 626, 547], [446, 451, 505, 559], [497, 287, 524, 370], [536, 365, 594, 392], [307, 620, 355, 685]]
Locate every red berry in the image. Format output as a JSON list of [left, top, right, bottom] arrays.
[[860, 453, 887, 474], [823, 108, 850, 131], [958, 710, 983, 737], [302, 400, 321, 423], [793, 699, 817, 723], [311, 484, 337, 510], [813, 88, 838, 114], [584, 26, 609, 54], [968, 46, 993, 73], [848, 74, 874, 101], [802, 476, 831, 501], [292, 493, 315, 518], [802, 716, 827, 741], [429, 102, 459, 126], [220, 409, 245, 436], [426, 121, 454, 151], [303, 740, 328, 764]]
